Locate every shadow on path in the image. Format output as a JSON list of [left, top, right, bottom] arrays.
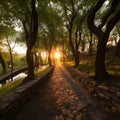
[[13, 63, 113, 120]]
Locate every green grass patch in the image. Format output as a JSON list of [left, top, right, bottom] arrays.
[[0, 65, 49, 97], [66, 55, 95, 77], [66, 48, 120, 88], [77, 65, 94, 76], [65, 61, 74, 66], [0, 78, 24, 97], [34, 65, 49, 75], [79, 54, 95, 76]]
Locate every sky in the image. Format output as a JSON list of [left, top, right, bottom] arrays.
[[14, 44, 26, 54]]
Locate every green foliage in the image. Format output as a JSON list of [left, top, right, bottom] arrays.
[[37, 2, 63, 51], [0, 25, 17, 40], [0, 52, 9, 62], [0, 0, 119, 83], [16, 32, 26, 44], [13, 54, 27, 69], [0, 0, 15, 26]]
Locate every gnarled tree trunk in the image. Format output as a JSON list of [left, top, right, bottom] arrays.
[[48, 50, 52, 66], [114, 39, 120, 58], [22, 0, 38, 80], [87, 0, 120, 81], [95, 38, 109, 80]]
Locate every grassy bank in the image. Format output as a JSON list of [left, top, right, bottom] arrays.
[[66, 47, 120, 88], [0, 78, 24, 96], [0, 65, 49, 97]]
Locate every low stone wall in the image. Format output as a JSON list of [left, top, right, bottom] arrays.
[[79, 77, 120, 112], [0, 66, 54, 120], [66, 65, 120, 113]]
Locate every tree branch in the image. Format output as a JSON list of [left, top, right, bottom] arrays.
[[31, 0, 38, 44], [63, 5, 71, 24], [87, 0, 105, 36], [105, 10, 120, 36], [98, 0, 119, 29]]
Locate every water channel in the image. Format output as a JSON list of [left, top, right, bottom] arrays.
[[0, 73, 27, 88]]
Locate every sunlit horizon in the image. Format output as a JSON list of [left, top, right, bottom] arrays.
[[14, 45, 26, 54]]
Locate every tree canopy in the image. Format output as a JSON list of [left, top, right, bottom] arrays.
[[0, 0, 120, 81]]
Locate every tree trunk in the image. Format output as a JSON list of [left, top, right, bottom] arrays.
[[89, 32, 93, 56], [9, 47, 14, 81], [26, 47, 34, 79], [95, 39, 109, 81], [64, 0, 79, 67], [0, 53, 6, 73], [22, 0, 38, 80], [74, 51, 79, 67], [87, 0, 120, 81], [69, 28, 80, 67], [39, 52, 43, 66], [114, 39, 120, 58], [48, 50, 52, 66], [81, 40, 85, 52], [33, 52, 40, 69], [62, 39, 65, 62]]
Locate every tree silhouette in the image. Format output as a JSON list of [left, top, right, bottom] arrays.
[[87, 0, 120, 81]]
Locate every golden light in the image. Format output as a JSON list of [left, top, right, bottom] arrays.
[[55, 52, 61, 59], [13, 44, 26, 54], [41, 51, 47, 58]]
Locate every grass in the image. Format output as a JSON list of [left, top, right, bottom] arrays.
[[79, 54, 95, 77], [0, 78, 24, 96], [0, 65, 49, 97], [34, 65, 49, 75], [66, 54, 95, 77], [66, 47, 120, 88]]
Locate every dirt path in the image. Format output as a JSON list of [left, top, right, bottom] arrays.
[[13, 64, 110, 120]]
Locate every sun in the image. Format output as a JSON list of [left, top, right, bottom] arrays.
[[54, 52, 61, 59]]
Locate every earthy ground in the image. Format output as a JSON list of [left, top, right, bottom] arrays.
[[13, 63, 118, 120]]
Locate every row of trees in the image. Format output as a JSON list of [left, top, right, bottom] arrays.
[[0, 0, 120, 81], [0, 25, 18, 74]]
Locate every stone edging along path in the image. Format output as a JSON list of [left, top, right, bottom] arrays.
[[65, 65, 120, 113], [0, 66, 54, 120]]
